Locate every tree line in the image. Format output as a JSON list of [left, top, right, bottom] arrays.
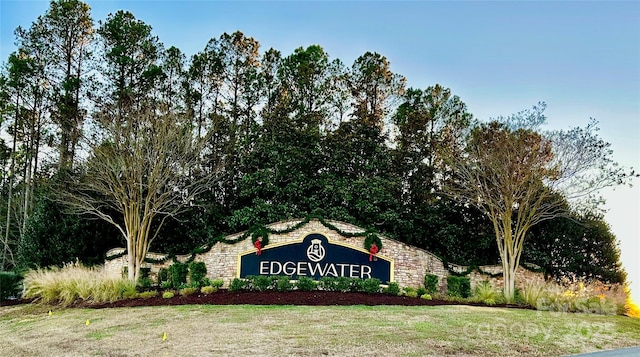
[[0, 1, 628, 291]]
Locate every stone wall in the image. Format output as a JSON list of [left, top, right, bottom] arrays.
[[104, 218, 544, 291]]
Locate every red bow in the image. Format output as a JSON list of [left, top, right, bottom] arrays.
[[369, 244, 379, 261], [254, 240, 262, 255]]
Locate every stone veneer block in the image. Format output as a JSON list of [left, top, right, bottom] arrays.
[[104, 219, 543, 290]]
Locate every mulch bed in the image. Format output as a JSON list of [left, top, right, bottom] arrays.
[[1, 291, 526, 309]]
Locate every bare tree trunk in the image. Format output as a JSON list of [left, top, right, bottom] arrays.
[[22, 115, 35, 234], [502, 260, 516, 303], [126, 237, 135, 281], [28, 114, 41, 230], [2, 90, 23, 270], [3, 126, 18, 270], [22, 156, 31, 234]]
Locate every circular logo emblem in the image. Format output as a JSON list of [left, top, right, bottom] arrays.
[[306, 239, 326, 262]]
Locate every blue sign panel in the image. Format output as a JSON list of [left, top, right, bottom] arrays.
[[238, 233, 394, 283]]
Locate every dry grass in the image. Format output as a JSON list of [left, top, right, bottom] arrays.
[[1, 303, 638, 357], [22, 262, 136, 306], [519, 279, 627, 315]]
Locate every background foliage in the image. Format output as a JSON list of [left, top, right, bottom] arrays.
[[0, 0, 626, 285]]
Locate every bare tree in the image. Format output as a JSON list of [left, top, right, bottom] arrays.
[[442, 105, 635, 302], [59, 109, 211, 281]]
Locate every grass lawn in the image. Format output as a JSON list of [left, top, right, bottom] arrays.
[[1, 303, 639, 356]]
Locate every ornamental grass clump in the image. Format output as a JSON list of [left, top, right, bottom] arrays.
[[138, 291, 159, 299], [179, 287, 198, 296], [200, 285, 216, 294], [473, 281, 503, 306], [520, 279, 626, 315], [22, 262, 136, 306], [518, 281, 548, 308]]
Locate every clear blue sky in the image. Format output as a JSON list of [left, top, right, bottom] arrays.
[[2, 0, 639, 300]]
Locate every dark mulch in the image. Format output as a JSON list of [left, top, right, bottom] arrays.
[[2, 291, 527, 309], [88, 291, 450, 308]]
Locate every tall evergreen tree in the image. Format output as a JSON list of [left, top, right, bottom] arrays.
[[96, 10, 161, 119], [19, 0, 94, 170]]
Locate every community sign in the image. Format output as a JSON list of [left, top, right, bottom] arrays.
[[237, 233, 394, 283]]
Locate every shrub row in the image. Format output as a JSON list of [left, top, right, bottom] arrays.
[[155, 261, 209, 289], [422, 273, 471, 298], [229, 276, 385, 294], [18, 261, 627, 315]]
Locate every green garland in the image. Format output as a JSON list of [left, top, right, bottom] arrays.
[[106, 215, 541, 278], [105, 251, 127, 261], [363, 233, 382, 251], [445, 262, 545, 277], [105, 214, 384, 264], [250, 225, 270, 246]]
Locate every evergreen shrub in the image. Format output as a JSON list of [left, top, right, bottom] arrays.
[[384, 282, 401, 296], [0, 271, 23, 300], [161, 281, 172, 289], [169, 262, 188, 289], [348, 278, 364, 292], [250, 275, 273, 291], [447, 276, 471, 298], [335, 277, 351, 292], [318, 277, 338, 291], [295, 277, 317, 291], [229, 278, 249, 292], [362, 278, 381, 294], [137, 268, 153, 290], [425, 274, 439, 294], [274, 276, 293, 292], [211, 279, 224, 289], [188, 262, 207, 287], [158, 268, 169, 284]]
